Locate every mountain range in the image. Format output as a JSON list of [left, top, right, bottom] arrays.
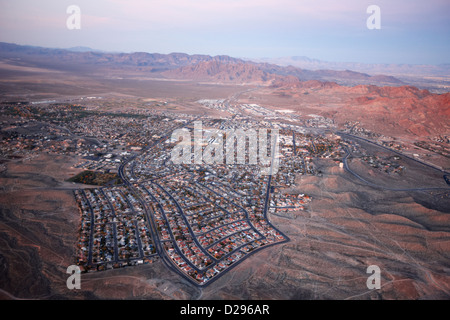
[[253, 56, 450, 77], [252, 56, 450, 93], [0, 42, 448, 141], [0, 42, 407, 87]]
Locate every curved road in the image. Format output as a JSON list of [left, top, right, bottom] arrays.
[[342, 146, 450, 192]]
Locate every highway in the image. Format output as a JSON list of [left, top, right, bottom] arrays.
[[342, 145, 450, 192], [338, 132, 450, 175]]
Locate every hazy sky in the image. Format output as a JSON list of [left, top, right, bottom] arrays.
[[0, 0, 449, 64]]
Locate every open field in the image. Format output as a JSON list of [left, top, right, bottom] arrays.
[[0, 60, 254, 104]]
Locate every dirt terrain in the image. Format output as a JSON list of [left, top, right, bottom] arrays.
[[0, 154, 83, 299], [0, 145, 448, 300]]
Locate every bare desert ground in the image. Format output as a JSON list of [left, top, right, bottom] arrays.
[[0, 154, 83, 299]]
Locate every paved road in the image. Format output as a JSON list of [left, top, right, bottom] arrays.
[[80, 189, 95, 266], [116, 119, 214, 283], [338, 132, 450, 175], [262, 132, 290, 242], [342, 146, 450, 192]]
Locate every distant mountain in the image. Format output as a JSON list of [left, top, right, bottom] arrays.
[[0, 42, 405, 87], [0, 42, 244, 72], [253, 56, 450, 77], [252, 56, 450, 93], [66, 46, 98, 52], [256, 63, 405, 87], [162, 60, 284, 84]]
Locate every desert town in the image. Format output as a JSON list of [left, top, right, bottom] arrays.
[[2, 91, 447, 288], [0, 99, 351, 285]]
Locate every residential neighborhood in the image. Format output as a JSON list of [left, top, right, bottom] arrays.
[[0, 100, 346, 286]]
